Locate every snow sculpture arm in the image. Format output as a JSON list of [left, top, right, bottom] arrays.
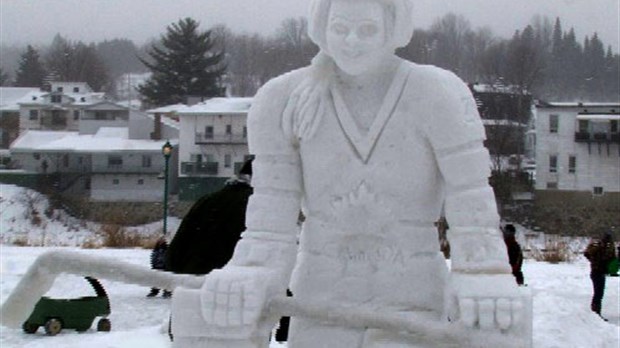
[[176, 75, 303, 343], [424, 70, 531, 340]]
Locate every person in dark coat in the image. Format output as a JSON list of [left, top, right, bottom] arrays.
[[165, 157, 254, 275], [147, 237, 171, 297], [503, 224, 525, 286], [584, 232, 616, 319], [165, 157, 292, 343]]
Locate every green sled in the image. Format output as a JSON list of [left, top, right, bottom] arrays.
[[22, 277, 111, 336]]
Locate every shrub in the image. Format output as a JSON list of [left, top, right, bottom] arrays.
[[98, 224, 143, 248], [531, 239, 573, 263], [11, 238, 29, 247], [81, 238, 102, 249]]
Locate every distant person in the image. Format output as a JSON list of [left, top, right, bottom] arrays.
[[503, 224, 525, 286], [165, 157, 254, 275], [584, 232, 616, 319], [609, 246, 620, 277], [147, 237, 171, 298]]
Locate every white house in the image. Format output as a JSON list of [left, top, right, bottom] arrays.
[[0, 87, 39, 164], [534, 102, 619, 200], [17, 82, 106, 133], [166, 97, 253, 200], [10, 128, 179, 202]]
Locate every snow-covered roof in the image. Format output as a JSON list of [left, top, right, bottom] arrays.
[[146, 104, 187, 114], [0, 87, 40, 111], [482, 119, 526, 127], [15, 90, 106, 106], [10, 129, 178, 153], [176, 97, 253, 115], [471, 83, 523, 94]]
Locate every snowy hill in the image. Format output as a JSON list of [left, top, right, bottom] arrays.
[[0, 184, 180, 247]]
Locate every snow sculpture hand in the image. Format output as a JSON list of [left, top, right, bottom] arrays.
[[446, 273, 532, 334], [198, 266, 282, 340]]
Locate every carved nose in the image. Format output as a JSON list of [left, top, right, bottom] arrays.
[[345, 31, 360, 45]]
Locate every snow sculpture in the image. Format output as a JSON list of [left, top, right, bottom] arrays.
[[171, 0, 532, 347]]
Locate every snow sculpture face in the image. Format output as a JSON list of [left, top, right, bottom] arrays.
[[325, 0, 390, 75]]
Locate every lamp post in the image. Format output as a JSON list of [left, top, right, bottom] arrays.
[[161, 140, 173, 236]]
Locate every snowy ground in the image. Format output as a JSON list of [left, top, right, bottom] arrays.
[[1, 184, 619, 347]]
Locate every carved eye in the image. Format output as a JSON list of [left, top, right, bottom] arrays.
[[330, 23, 349, 36], [357, 24, 379, 39]]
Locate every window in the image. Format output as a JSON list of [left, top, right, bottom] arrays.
[[108, 155, 123, 167], [33, 153, 40, 160], [137, 179, 144, 185], [73, 110, 80, 120], [51, 95, 61, 103], [73, 87, 79, 93], [226, 125, 232, 135], [29, 110, 39, 120], [568, 156, 576, 173], [142, 155, 152, 168], [611, 120, 618, 133], [190, 154, 202, 163], [95, 111, 107, 120], [578, 120, 589, 133], [243, 126, 247, 138], [57, 87, 63, 92], [63, 154, 69, 168], [593, 187, 604, 195], [549, 114, 559, 133], [112, 179, 119, 185], [546, 182, 558, 189], [549, 155, 558, 173], [205, 126, 214, 139], [224, 154, 231, 168], [205, 154, 216, 162]]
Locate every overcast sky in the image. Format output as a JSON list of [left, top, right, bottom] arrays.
[[1, 0, 619, 51]]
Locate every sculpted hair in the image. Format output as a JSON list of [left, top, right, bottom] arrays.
[[307, 0, 414, 51]]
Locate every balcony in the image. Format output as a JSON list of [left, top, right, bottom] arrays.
[[574, 131, 618, 143], [181, 161, 219, 175], [195, 133, 247, 144], [40, 115, 68, 129], [574, 131, 590, 142]]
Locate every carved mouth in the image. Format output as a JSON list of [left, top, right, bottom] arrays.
[[341, 49, 363, 59]]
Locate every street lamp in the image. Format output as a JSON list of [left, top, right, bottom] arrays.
[[161, 140, 173, 236]]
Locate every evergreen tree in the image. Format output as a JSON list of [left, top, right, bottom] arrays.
[[138, 17, 226, 107], [15, 45, 47, 88], [0, 67, 10, 86]]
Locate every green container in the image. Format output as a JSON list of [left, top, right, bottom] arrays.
[[22, 277, 111, 335]]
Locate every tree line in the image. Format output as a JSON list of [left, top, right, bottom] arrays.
[[1, 13, 617, 104]]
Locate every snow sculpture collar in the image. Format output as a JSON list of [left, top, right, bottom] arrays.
[[330, 60, 410, 163]]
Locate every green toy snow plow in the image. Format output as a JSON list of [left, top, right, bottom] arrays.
[[22, 277, 111, 336]]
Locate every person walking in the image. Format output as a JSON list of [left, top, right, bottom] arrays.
[[146, 237, 171, 298], [584, 232, 616, 320], [503, 224, 525, 286]]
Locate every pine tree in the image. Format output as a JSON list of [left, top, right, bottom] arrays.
[[138, 18, 226, 107], [15, 45, 47, 88], [0, 67, 10, 86]]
